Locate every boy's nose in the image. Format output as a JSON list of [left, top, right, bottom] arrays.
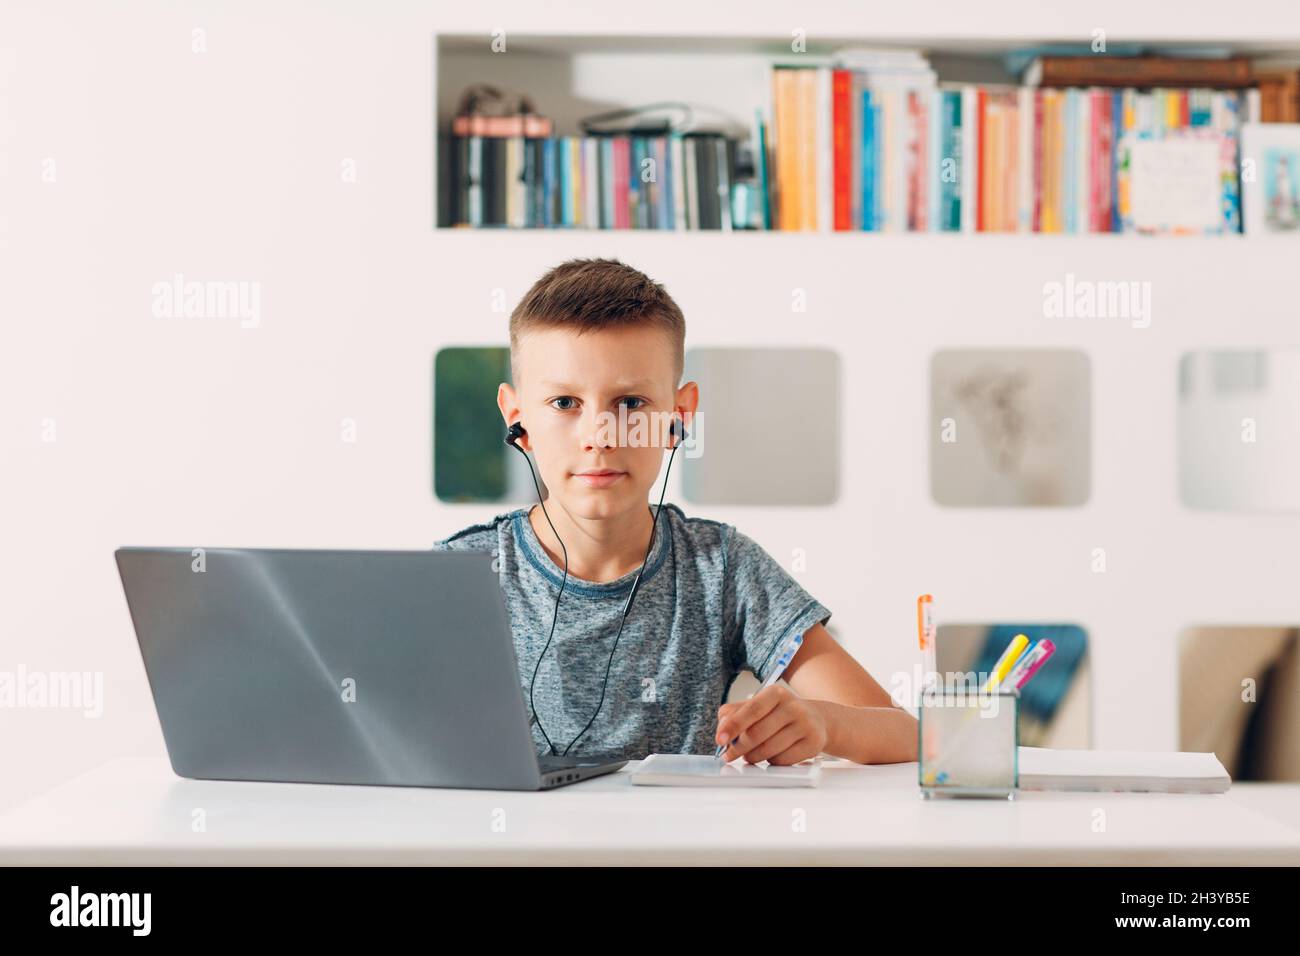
[[581, 411, 615, 450]]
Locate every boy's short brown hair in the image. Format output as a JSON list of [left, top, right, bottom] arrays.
[[509, 258, 685, 382]]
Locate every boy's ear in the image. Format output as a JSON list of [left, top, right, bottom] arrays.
[[497, 382, 530, 452], [675, 380, 700, 437]]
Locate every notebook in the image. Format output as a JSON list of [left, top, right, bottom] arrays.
[[1018, 747, 1231, 794], [628, 754, 822, 787]]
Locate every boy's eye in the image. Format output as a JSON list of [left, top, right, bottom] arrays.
[[618, 396, 646, 410], [550, 396, 578, 411]]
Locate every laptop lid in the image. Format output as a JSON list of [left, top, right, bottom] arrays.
[[115, 547, 545, 790]]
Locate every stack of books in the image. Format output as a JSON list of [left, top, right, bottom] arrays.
[[772, 54, 1252, 235], [441, 54, 1266, 235], [445, 120, 743, 229], [1253, 58, 1300, 122]]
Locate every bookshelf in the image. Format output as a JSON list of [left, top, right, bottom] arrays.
[[434, 27, 1300, 234], [427, 9, 1300, 760]]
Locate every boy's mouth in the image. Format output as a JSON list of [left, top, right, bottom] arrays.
[[572, 468, 627, 489]]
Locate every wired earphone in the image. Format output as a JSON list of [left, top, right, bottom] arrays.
[[504, 414, 687, 757]]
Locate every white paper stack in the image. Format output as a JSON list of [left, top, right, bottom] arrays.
[[629, 754, 822, 788], [1018, 747, 1230, 794]]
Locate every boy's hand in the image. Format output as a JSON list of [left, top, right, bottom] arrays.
[[715, 684, 827, 765]]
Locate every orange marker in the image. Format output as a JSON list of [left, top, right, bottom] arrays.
[[917, 594, 937, 692]]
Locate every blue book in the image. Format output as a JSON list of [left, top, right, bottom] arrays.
[[640, 137, 653, 229], [661, 137, 675, 230], [1190, 90, 1210, 127], [647, 137, 660, 229], [559, 138, 572, 227], [756, 112, 771, 229], [928, 90, 941, 231], [643, 137, 655, 229], [861, 89, 875, 231], [542, 138, 556, 228], [1111, 90, 1122, 233], [872, 98, 884, 230], [942, 90, 962, 231], [599, 137, 614, 228], [1223, 92, 1243, 233]]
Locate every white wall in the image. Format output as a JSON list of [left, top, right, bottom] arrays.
[[4, 0, 1300, 812]]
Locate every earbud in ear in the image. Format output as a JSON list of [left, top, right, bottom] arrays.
[[670, 417, 687, 448], [505, 422, 526, 447]]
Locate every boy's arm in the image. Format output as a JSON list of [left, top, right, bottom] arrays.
[[787, 622, 917, 764], [718, 622, 917, 765]]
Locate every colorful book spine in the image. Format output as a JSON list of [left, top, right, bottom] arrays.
[[446, 69, 1245, 234], [832, 69, 852, 230], [976, 88, 987, 231], [938, 89, 961, 231], [927, 88, 941, 231], [1110, 90, 1122, 233], [613, 137, 630, 229], [861, 88, 876, 231], [1217, 91, 1243, 234]]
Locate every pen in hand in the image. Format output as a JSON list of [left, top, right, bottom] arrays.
[[714, 633, 805, 759]]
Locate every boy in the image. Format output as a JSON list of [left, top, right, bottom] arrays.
[[434, 258, 916, 765]]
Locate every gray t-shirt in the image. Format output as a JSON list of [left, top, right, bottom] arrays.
[[432, 503, 831, 760]]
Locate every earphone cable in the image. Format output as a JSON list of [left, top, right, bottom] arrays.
[[561, 438, 680, 756], [511, 444, 567, 756], [507, 419, 685, 758]]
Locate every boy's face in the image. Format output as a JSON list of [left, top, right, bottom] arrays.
[[498, 325, 698, 522]]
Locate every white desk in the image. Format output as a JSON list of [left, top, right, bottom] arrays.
[[3, 756, 1299, 865]]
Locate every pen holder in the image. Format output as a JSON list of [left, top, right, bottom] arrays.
[[917, 687, 1019, 799]]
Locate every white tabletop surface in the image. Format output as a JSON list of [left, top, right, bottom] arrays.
[[3, 756, 1299, 865]]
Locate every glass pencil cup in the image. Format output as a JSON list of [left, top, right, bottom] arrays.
[[917, 687, 1019, 799]]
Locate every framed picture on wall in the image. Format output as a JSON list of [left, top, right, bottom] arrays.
[[1242, 122, 1300, 234]]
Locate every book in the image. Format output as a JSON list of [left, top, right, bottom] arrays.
[[1018, 747, 1230, 794], [1116, 89, 1243, 234], [442, 55, 1252, 234], [832, 69, 853, 229], [1024, 56, 1253, 90], [1255, 67, 1300, 122]]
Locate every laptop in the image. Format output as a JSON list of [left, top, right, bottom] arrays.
[[114, 547, 627, 790]]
